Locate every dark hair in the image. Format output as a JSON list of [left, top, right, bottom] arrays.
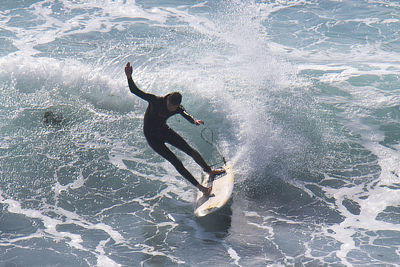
[[168, 92, 182, 105]]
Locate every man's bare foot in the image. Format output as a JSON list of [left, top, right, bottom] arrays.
[[208, 167, 225, 177], [197, 184, 212, 196]]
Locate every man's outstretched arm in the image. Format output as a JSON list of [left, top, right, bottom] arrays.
[[179, 106, 204, 125], [125, 62, 154, 102]]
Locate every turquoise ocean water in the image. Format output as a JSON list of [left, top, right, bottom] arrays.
[[1, 0, 400, 266]]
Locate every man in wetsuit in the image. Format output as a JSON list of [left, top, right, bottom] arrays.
[[125, 62, 224, 196]]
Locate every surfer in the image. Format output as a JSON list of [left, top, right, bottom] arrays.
[[43, 111, 62, 125], [125, 62, 224, 196]]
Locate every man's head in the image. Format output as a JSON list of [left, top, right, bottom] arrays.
[[168, 92, 182, 105], [166, 92, 182, 111]]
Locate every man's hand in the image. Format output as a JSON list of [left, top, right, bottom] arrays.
[[194, 120, 204, 126], [125, 62, 133, 79]]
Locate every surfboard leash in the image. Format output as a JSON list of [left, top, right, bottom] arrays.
[[173, 116, 226, 166], [200, 126, 227, 167]]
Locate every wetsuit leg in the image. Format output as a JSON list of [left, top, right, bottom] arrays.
[[146, 136, 199, 187], [165, 128, 212, 173]]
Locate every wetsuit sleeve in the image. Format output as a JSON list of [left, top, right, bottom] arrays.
[[127, 77, 156, 102], [179, 106, 196, 124]]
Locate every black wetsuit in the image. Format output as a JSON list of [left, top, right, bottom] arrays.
[[127, 77, 211, 186]]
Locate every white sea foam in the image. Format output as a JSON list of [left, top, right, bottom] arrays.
[[0, 0, 172, 57], [0, 190, 125, 266], [317, 89, 400, 265], [226, 245, 241, 266]]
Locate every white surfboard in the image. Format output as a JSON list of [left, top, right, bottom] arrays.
[[194, 163, 234, 217]]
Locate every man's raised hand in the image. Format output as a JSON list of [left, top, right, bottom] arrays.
[[125, 62, 133, 79]]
